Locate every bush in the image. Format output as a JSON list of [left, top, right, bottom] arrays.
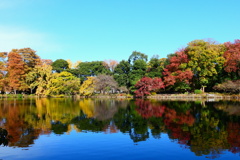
[[194, 89, 202, 94], [151, 92, 157, 95]]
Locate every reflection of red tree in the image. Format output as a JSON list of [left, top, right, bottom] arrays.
[[135, 100, 195, 147], [163, 108, 194, 146], [135, 100, 195, 126], [227, 122, 240, 154], [167, 123, 191, 145], [135, 100, 165, 118], [164, 108, 195, 126]]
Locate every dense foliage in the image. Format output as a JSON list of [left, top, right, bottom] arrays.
[[0, 39, 239, 96]]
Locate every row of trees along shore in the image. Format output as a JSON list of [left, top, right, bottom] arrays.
[[0, 39, 239, 97]]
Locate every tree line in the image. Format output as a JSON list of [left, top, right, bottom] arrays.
[[0, 39, 239, 97]]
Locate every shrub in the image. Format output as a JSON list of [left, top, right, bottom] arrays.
[[194, 89, 202, 94], [151, 92, 157, 95]]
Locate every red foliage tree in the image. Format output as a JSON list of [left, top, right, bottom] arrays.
[[163, 50, 193, 90], [134, 77, 165, 97], [223, 39, 240, 73]]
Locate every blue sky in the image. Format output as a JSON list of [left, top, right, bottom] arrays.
[[0, 0, 239, 63]]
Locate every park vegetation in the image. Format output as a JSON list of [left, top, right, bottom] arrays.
[[0, 39, 239, 97]]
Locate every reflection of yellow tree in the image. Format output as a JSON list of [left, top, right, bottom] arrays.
[[66, 124, 81, 135], [79, 99, 95, 118], [190, 128, 229, 158], [35, 98, 81, 124]]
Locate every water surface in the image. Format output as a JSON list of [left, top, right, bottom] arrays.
[[0, 98, 239, 160]]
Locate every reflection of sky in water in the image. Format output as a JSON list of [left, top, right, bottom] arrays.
[[0, 130, 239, 160], [0, 99, 240, 160]]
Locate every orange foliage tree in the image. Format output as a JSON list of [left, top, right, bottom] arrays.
[[7, 50, 25, 94]]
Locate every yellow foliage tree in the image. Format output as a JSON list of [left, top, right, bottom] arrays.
[[79, 77, 96, 96]]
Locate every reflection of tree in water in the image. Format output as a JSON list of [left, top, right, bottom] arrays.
[[0, 100, 41, 147], [0, 128, 8, 146], [71, 114, 110, 132], [73, 99, 129, 133], [214, 101, 240, 116], [51, 121, 68, 135], [133, 99, 240, 158], [0, 98, 82, 147], [227, 122, 240, 154], [94, 99, 119, 121], [0, 97, 239, 159]]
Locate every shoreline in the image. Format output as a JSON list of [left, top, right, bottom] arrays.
[[0, 93, 239, 101]]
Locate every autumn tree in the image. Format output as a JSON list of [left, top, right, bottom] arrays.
[[223, 39, 240, 79], [9, 48, 42, 92], [79, 77, 96, 96], [41, 59, 53, 65], [185, 40, 225, 92], [16, 48, 41, 70], [95, 74, 118, 94], [7, 50, 25, 94], [213, 80, 240, 93], [25, 63, 53, 95], [134, 77, 165, 98], [0, 52, 8, 93], [103, 59, 118, 73], [46, 71, 80, 96], [163, 50, 193, 92]]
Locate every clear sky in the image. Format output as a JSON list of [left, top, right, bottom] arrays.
[[0, 0, 239, 63]]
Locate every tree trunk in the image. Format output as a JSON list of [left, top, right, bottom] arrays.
[[201, 86, 205, 93]]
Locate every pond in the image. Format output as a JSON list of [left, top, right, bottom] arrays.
[[0, 98, 239, 160]]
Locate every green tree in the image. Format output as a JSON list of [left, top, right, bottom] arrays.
[[128, 51, 148, 64], [129, 59, 147, 92], [146, 56, 166, 78], [77, 61, 111, 80], [113, 60, 131, 89], [51, 59, 69, 73]]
